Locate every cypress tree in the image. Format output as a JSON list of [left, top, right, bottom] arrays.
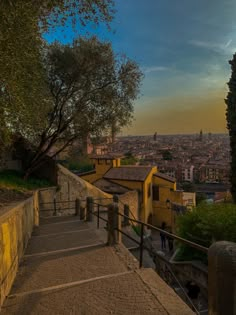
[[225, 53, 236, 202]]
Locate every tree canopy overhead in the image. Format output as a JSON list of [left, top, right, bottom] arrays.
[[23, 37, 143, 177], [0, 0, 115, 146]]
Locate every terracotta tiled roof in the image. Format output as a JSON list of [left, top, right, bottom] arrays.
[[154, 172, 176, 183], [104, 166, 153, 181]]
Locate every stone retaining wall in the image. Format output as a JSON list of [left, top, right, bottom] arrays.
[[39, 165, 139, 219], [0, 192, 39, 308]]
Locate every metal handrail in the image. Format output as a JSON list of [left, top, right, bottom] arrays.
[[40, 197, 208, 254], [117, 212, 208, 254], [166, 263, 200, 314], [39, 200, 76, 205]]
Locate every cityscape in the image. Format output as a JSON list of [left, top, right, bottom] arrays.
[[1, 1, 236, 315]]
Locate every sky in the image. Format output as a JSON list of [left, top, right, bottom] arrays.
[[44, 0, 236, 135]]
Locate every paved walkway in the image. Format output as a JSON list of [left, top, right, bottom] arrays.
[[1, 216, 194, 315]]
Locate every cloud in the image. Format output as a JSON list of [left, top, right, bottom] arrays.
[[142, 66, 170, 74], [225, 39, 232, 48], [189, 39, 236, 55]]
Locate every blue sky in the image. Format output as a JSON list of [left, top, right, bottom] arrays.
[[44, 0, 236, 135]]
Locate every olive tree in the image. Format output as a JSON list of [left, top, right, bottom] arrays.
[[24, 37, 143, 177]]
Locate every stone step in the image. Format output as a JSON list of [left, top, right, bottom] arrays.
[[33, 219, 88, 236], [10, 245, 128, 295], [2, 271, 172, 315], [39, 215, 81, 225], [25, 228, 102, 255]]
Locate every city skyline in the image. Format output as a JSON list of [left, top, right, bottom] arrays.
[[44, 0, 236, 135]]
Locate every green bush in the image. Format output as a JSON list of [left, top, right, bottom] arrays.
[[132, 225, 141, 236], [175, 203, 236, 263], [0, 170, 51, 191]]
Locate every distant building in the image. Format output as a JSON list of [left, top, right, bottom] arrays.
[[153, 132, 157, 141], [181, 165, 194, 182], [199, 164, 230, 184]]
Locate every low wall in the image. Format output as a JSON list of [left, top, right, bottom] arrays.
[[39, 165, 139, 219], [154, 253, 208, 299], [39, 165, 112, 216], [0, 192, 39, 308]]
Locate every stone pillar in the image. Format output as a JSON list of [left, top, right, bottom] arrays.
[[208, 241, 236, 315], [107, 203, 121, 245], [86, 196, 94, 222]]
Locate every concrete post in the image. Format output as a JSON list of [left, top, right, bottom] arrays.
[[107, 203, 121, 245], [75, 198, 81, 216], [208, 241, 236, 315], [86, 196, 94, 222], [124, 204, 130, 226]]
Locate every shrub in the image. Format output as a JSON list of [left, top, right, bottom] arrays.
[[175, 203, 236, 263]]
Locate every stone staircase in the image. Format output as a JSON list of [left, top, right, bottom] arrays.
[[1, 215, 195, 315]]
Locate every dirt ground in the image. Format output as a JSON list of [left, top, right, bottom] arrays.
[[0, 188, 32, 210]]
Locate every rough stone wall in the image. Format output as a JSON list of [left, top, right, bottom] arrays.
[[0, 193, 39, 308], [57, 164, 111, 201], [118, 190, 139, 220], [154, 253, 208, 299], [38, 165, 113, 216], [38, 166, 139, 220]]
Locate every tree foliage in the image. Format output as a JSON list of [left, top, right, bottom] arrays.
[[225, 53, 236, 202], [24, 37, 143, 177], [0, 0, 114, 146], [176, 203, 236, 263], [162, 150, 172, 160], [121, 152, 138, 165]]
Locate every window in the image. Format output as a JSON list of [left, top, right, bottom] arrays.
[[152, 185, 159, 201]]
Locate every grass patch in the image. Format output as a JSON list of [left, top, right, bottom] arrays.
[[0, 170, 52, 192], [132, 225, 141, 236]]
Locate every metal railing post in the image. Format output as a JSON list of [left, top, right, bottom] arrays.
[[139, 223, 144, 268], [208, 241, 236, 315], [115, 203, 122, 243], [80, 207, 85, 220], [124, 204, 130, 226], [86, 196, 94, 222], [97, 204, 100, 229], [53, 197, 57, 216], [75, 198, 80, 216]]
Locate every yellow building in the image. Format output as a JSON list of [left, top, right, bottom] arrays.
[[103, 165, 157, 223], [80, 156, 157, 223], [152, 173, 195, 231], [80, 156, 195, 229], [80, 155, 121, 184]]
